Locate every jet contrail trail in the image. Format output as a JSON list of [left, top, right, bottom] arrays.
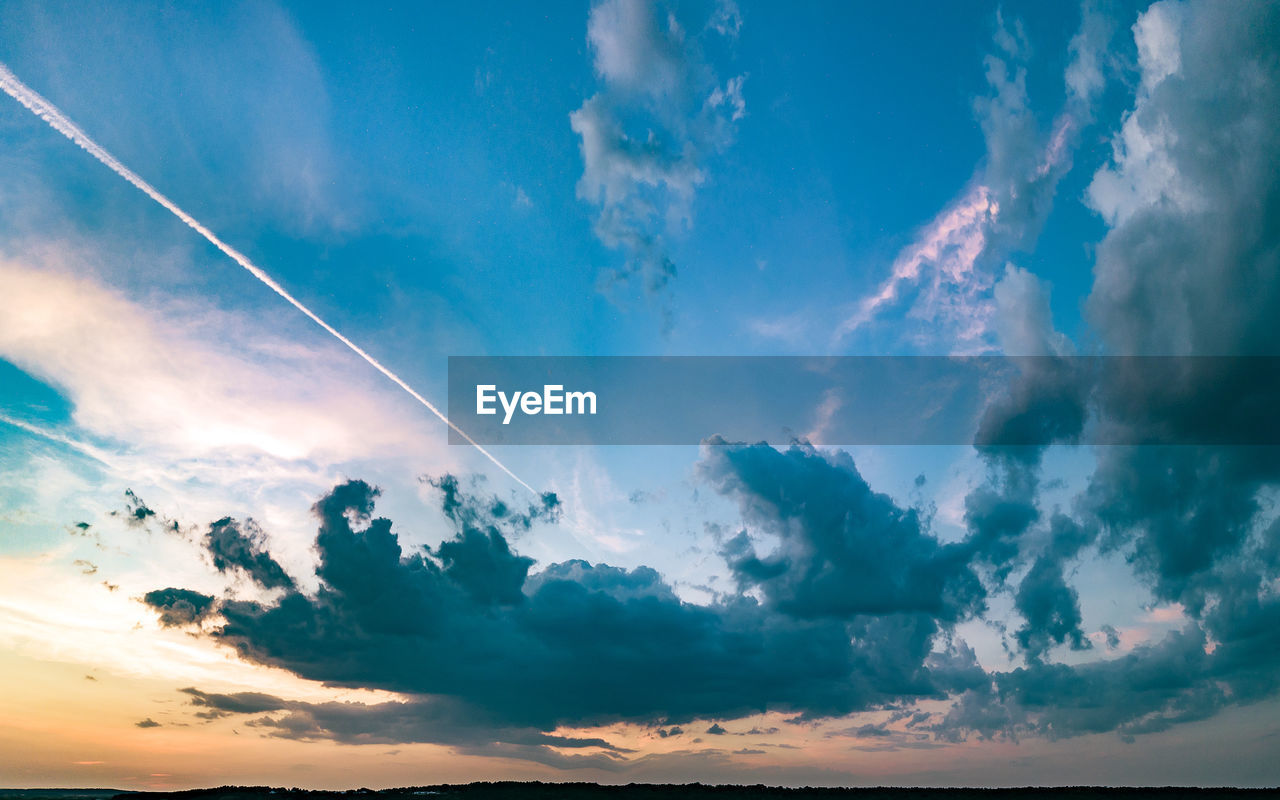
[[0, 412, 115, 467], [0, 62, 537, 495]]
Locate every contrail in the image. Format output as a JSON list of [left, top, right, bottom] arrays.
[[0, 63, 537, 495], [0, 412, 115, 467]]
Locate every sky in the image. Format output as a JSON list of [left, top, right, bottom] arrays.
[[1, 0, 1280, 789]]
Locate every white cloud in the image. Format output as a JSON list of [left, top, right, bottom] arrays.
[[0, 258, 456, 469], [1087, 2, 1201, 227], [839, 6, 1114, 352], [992, 263, 1072, 357], [572, 0, 746, 305], [708, 74, 746, 122], [1134, 1, 1185, 90], [709, 0, 743, 39], [587, 0, 686, 99]]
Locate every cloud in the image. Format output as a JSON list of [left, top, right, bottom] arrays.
[[943, 616, 1280, 743], [182, 687, 287, 716], [963, 266, 1091, 661], [1011, 537, 1091, 661], [204, 517, 295, 590], [150, 420, 1280, 758], [0, 260, 446, 466], [940, 0, 1280, 736], [142, 587, 216, 627], [119, 489, 157, 527], [699, 439, 984, 622], [572, 0, 746, 313], [0, 57, 531, 491], [135, 718, 160, 729], [708, 0, 742, 39], [151, 465, 993, 761], [839, 5, 1115, 351], [181, 687, 628, 762], [1077, 0, 1280, 613], [586, 0, 686, 98]]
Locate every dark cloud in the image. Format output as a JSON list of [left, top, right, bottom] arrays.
[[937, 611, 1280, 744], [1011, 554, 1089, 662], [135, 718, 160, 728], [205, 517, 294, 590], [1100, 624, 1121, 650], [938, 0, 1280, 738], [182, 688, 630, 770], [423, 474, 561, 533], [743, 726, 779, 736], [156, 467, 984, 761], [113, 488, 183, 534], [1010, 514, 1095, 662], [209, 475, 941, 728], [1067, 0, 1280, 662], [145, 15, 1280, 741], [120, 488, 155, 526], [182, 687, 287, 715], [142, 587, 216, 627], [705, 724, 727, 736], [700, 439, 984, 623]]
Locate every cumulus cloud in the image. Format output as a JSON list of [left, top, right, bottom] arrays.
[[140, 20, 1280, 734], [204, 517, 295, 590], [1078, 0, 1280, 612], [150, 434, 1280, 759], [572, 0, 746, 315], [700, 439, 984, 622], [148, 458, 1000, 762], [939, 0, 1280, 738], [142, 587, 216, 627]]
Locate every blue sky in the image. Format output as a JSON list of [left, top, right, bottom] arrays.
[[0, 0, 1119, 357], [2, 0, 1280, 790]]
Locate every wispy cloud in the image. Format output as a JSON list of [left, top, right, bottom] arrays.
[[837, 5, 1113, 352], [571, 0, 746, 322], [0, 62, 534, 493]]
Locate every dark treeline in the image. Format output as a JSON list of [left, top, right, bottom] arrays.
[[63, 784, 1280, 800]]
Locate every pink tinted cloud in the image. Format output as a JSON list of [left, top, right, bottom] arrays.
[[836, 184, 998, 344]]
